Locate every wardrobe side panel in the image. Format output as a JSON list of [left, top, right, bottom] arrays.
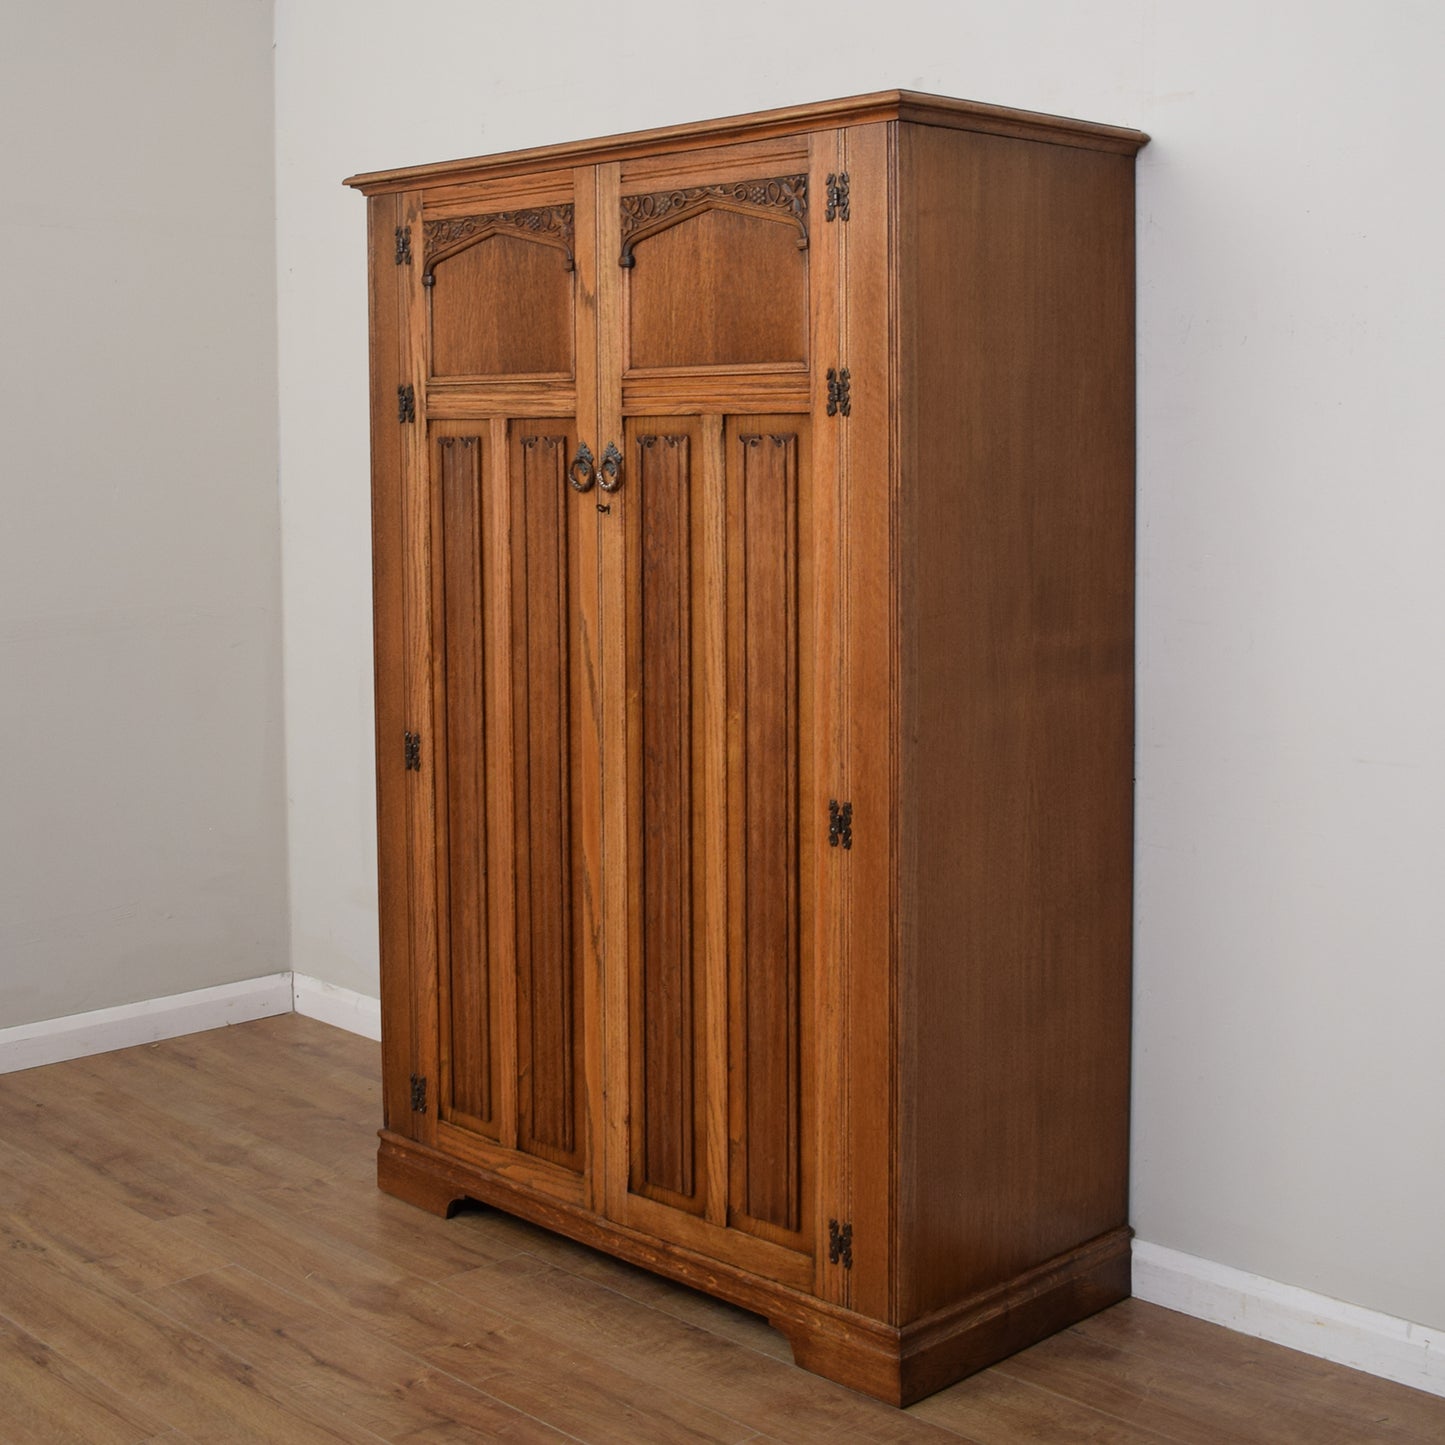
[[896, 122, 1136, 1322]]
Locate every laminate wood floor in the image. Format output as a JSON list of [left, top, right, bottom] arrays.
[[0, 1015, 1440, 1443]]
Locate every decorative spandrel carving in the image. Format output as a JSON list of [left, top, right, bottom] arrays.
[[423, 204, 575, 283], [619, 175, 808, 268]]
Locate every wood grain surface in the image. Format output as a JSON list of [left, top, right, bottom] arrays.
[[894, 122, 1137, 1322]]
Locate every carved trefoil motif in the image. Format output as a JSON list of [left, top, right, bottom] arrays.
[[422, 204, 576, 283], [619, 175, 808, 268]]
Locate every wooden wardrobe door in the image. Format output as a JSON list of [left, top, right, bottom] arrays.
[[603, 412, 815, 1286], [412, 172, 602, 1201], [595, 139, 826, 1285], [620, 418, 707, 1220], [430, 421, 592, 1170], [592, 413, 820, 1294]]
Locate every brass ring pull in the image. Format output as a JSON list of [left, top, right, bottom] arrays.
[[598, 442, 623, 493], [568, 442, 596, 493]]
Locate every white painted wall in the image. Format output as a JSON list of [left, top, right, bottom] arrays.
[[274, 0, 1445, 1336], [0, 0, 286, 1027]]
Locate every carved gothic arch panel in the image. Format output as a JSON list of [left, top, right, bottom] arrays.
[[423, 204, 576, 285], [425, 206, 577, 377], [619, 176, 808, 268]]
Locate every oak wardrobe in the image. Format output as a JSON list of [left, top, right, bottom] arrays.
[[345, 89, 1148, 1405]]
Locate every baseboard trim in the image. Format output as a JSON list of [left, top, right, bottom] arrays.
[[0, 974, 294, 1075], [292, 972, 381, 1040], [1133, 1240, 1445, 1399], [0, 972, 383, 1074]]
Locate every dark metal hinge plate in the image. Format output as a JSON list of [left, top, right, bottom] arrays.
[[825, 172, 851, 222], [404, 731, 421, 771], [826, 367, 851, 417], [828, 1218, 853, 1268], [395, 226, 412, 265], [410, 1074, 427, 1112], [398, 384, 416, 423], [828, 799, 853, 850]]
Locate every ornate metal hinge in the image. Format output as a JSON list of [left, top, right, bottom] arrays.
[[394, 226, 412, 265], [397, 384, 416, 423], [410, 1074, 428, 1112], [826, 367, 851, 417], [825, 172, 851, 222], [828, 800, 853, 850], [404, 731, 421, 771], [828, 1219, 853, 1269]]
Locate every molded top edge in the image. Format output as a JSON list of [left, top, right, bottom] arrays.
[[343, 89, 1149, 194]]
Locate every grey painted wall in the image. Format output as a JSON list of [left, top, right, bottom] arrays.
[[0, 0, 287, 1025]]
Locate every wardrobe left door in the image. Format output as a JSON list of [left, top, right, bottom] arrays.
[[371, 170, 604, 1212]]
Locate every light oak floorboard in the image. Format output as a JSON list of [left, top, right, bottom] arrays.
[[0, 1315, 168, 1444], [0, 1015, 1438, 1442]]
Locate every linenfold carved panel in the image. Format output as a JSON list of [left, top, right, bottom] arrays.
[[511, 430, 583, 1168], [633, 430, 700, 1208], [733, 428, 803, 1239], [436, 434, 496, 1135]]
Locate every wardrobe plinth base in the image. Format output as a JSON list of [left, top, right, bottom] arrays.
[[377, 1132, 1131, 1406]]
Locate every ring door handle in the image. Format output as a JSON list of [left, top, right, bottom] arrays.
[[568, 441, 596, 492], [598, 442, 623, 493]]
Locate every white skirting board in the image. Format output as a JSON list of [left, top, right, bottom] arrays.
[[291, 972, 382, 1040], [0, 974, 295, 1074], [1133, 1240, 1445, 1399], [0, 971, 380, 1075]]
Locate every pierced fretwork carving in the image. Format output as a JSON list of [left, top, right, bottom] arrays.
[[422, 204, 575, 283], [619, 175, 808, 268]]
